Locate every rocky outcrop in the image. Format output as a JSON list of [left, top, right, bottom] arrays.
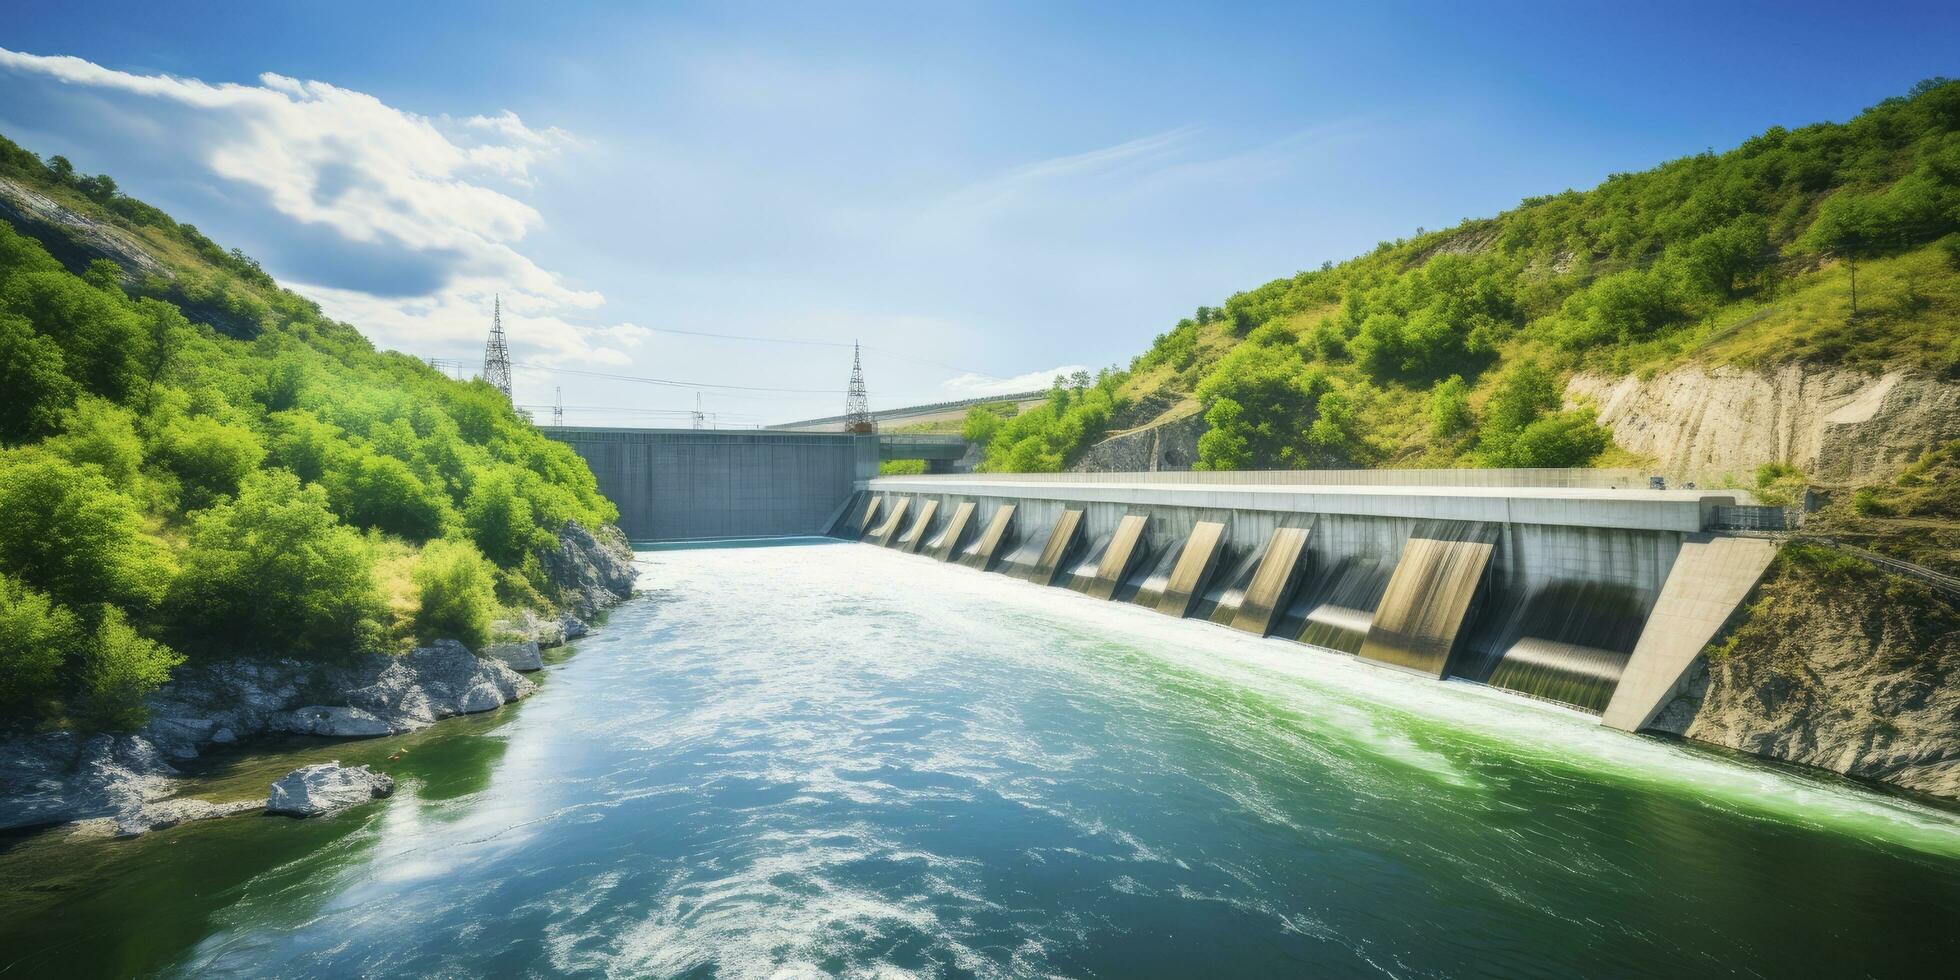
[[483, 640, 544, 672], [266, 762, 395, 817], [541, 522, 638, 618], [1651, 555, 1960, 799], [1568, 365, 1960, 484], [0, 641, 533, 834], [0, 175, 175, 284], [1071, 410, 1207, 473], [270, 705, 396, 738]]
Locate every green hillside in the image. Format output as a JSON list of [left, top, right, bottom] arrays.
[[0, 136, 616, 730], [970, 78, 1960, 473]]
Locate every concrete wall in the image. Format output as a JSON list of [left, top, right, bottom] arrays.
[[852, 476, 1775, 731], [548, 427, 877, 541]]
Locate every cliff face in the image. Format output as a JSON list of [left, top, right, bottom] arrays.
[[1651, 550, 1960, 800], [1568, 365, 1960, 484], [1070, 410, 1206, 473]]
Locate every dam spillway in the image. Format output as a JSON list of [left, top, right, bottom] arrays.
[[834, 473, 1779, 731]]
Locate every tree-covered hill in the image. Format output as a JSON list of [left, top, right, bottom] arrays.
[[0, 135, 617, 731], [968, 79, 1960, 473]]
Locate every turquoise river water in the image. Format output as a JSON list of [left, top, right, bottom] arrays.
[[3, 538, 1959, 977]]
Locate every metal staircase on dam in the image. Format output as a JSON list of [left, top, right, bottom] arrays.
[[829, 474, 1782, 735]]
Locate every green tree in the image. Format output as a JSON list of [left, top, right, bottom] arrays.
[[464, 467, 540, 565], [75, 606, 182, 731], [1429, 375, 1473, 439], [0, 450, 168, 611], [0, 573, 78, 719], [165, 470, 384, 657], [0, 312, 78, 444], [153, 414, 266, 512], [411, 538, 499, 648], [47, 397, 144, 486]]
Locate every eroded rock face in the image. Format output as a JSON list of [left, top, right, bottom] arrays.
[[1652, 565, 1960, 800], [0, 733, 177, 833], [1071, 411, 1207, 473], [1567, 365, 1960, 484], [266, 762, 396, 817]]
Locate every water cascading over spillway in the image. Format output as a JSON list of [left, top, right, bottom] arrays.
[[1229, 526, 1312, 637], [928, 501, 975, 561], [961, 504, 1016, 571], [1063, 524, 1116, 594], [1458, 580, 1654, 713], [1085, 514, 1150, 600], [835, 492, 880, 539], [1028, 509, 1086, 586], [871, 496, 912, 547], [1152, 520, 1227, 617], [1357, 520, 1499, 677], [1291, 556, 1395, 654], [895, 498, 939, 553]]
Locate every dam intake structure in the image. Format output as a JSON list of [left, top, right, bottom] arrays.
[[825, 473, 1781, 732]]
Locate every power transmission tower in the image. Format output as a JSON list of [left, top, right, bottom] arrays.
[[482, 294, 512, 399], [692, 392, 706, 429], [552, 386, 563, 427], [844, 340, 874, 434]]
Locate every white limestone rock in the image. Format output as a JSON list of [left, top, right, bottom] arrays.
[[266, 762, 396, 817]]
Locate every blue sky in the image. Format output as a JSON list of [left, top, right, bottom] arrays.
[[2, 1, 1955, 424]]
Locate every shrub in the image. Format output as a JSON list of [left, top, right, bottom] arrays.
[[165, 470, 384, 657], [1429, 375, 1473, 438], [0, 449, 169, 611], [411, 539, 499, 649], [153, 414, 266, 512], [0, 311, 77, 444], [0, 574, 78, 720], [75, 606, 182, 731]]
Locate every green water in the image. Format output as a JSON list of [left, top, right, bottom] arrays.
[[3, 540, 1957, 977]]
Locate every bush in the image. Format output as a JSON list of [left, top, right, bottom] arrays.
[[410, 539, 499, 649], [0, 449, 169, 611], [165, 470, 384, 657], [0, 574, 78, 719], [153, 414, 266, 512], [75, 606, 181, 730], [1429, 375, 1473, 438], [464, 467, 541, 565], [0, 311, 77, 444]]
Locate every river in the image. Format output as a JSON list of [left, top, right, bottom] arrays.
[[4, 538, 1958, 977]]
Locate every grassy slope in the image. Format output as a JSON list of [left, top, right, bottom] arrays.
[[1085, 81, 1960, 472]]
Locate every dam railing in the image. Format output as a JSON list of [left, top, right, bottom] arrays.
[[906, 467, 1660, 490]]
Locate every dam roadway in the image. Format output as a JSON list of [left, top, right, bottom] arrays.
[[545, 426, 1779, 737]]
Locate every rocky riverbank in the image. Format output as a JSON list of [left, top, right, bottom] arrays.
[[0, 522, 638, 838], [1653, 545, 1960, 800]]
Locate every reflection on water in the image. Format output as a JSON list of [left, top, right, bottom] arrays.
[[3, 539, 1958, 978]]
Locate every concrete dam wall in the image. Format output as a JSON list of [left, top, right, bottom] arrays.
[[548, 428, 880, 540], [838, 476, 1778, 732]]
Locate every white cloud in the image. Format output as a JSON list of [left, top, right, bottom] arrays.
[[0, 47, 629, 361], [939, 365, 1087, 398]]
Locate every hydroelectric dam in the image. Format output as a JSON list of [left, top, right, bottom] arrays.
[[546, 427, 1779, 735]]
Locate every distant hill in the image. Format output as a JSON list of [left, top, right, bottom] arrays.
[[969, 79, 1960, 479]]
